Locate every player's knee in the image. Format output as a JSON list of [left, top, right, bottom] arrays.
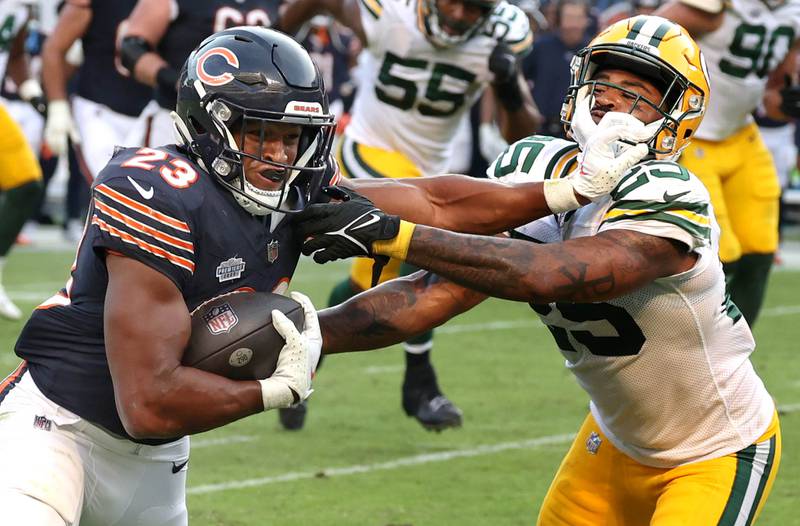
[[0, 490, 69, 526]]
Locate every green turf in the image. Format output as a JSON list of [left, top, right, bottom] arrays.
[[1, 249, 798, 525]]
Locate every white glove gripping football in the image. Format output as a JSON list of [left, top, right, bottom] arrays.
[[44, 100, 81, 156], [258, 292, 320, 411], [544, 112, 651, 213]]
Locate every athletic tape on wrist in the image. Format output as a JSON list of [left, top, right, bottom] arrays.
[[543, 179, 582, 213], [258, 378, 295, 410], [372, 220, 416, 260]]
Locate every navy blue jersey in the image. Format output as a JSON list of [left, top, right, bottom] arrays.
[[77, 0, 151, 116], [14, 144, 321, 443], [154, 0, 282, 110]]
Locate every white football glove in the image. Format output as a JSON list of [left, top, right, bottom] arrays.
[[258, 292, 321, 411], [544, 112, 651, 213], [44, 100, 81, 156]]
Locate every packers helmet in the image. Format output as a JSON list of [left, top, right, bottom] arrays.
[[419, 0, 498, 48], [561, 15, 710, 159]]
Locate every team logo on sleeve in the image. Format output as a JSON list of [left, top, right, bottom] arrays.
[[203, 303, 239, 335], [196, 47, 240, 86]]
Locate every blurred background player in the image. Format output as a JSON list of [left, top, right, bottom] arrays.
[[119, 0, 284, 149], [279, 0, 541, 431], [656, 0, 800, 326], [41, 0, 152, 186], [522, 0, 592, 138], [598, 0, 661, 29], [0, 0, 45, 320]]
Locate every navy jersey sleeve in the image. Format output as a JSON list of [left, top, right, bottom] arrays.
[[90, 150, 197, 290]]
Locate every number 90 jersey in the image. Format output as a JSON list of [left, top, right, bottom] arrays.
[[489, 136, 775, 468], [694, 0, 800, 140], [346, 0, 532, 175]]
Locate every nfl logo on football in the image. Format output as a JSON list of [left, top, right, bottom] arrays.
[[203, 303, 239, 335]]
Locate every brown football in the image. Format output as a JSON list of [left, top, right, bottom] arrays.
[[183, 291, 304, 380]]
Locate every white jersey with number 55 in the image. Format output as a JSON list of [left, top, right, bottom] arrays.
[[693, 0, 800, 140], [346, 0, 532, 175], [488, 136, 775, 467]]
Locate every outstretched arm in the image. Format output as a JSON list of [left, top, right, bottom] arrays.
[[319, 271, 487, 353], [341, 175, 582, 235], [394, 227, 696, 303]]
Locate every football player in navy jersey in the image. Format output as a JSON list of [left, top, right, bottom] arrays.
[[0, 27, 329, 526], [42, 0, 152, 177], [119, 0, 284, 149]]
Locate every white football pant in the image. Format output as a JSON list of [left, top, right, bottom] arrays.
[[0, 370, 190, 526], [72, 95, 143, 179]]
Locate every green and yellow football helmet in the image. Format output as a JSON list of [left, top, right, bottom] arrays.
[[418, 0, 498, 48], [561, 15, 710, 159]]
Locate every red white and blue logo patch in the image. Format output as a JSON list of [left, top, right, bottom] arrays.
[[204, 303, 239, 335]]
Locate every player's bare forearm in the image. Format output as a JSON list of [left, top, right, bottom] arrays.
[[653, 2, 723, 36], [42, 4, 92, 100], [345, 176, 561, 234], [319, 272, 485, 353], [495, 78, 542, 142], [402, 227, 695, 303], [133, 52, 167, 87], [105, 254, 265, 439]]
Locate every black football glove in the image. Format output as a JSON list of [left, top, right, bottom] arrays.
[[779, 83, 800, 118], [489, 42, 523, 112], [294, 186, 401, 264], [489, 42, 517, 85]]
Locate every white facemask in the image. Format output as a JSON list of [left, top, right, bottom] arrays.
[[569, 88, 662, 157]]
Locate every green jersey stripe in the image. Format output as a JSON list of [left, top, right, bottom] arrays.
[[602, 210, 711, 240], [544, 144, 580, 180], [358, 0, 380, 19], [612, 199, 709, 216]]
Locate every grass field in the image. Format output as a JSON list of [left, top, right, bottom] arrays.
[[1, 245, 798, 525]]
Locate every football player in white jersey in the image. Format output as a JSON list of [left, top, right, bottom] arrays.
[[280, 0, 541, 431], [655, 0, 800, 326], [0, 0, 44, 320], [297, 16, 782, 524]]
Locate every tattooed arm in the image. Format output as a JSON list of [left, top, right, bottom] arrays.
[[398, 228, 697, 303], [319, 271, 487, 354]]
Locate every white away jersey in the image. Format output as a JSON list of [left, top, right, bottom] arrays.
[[694, 0, 800, 140], [0, 1, 29, 81], [346, 0, 532, 175], [488, 136, 775, 467]]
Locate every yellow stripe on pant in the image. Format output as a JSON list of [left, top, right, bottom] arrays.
[[537, 411, 781, 525], [0, 104, 42, 191], [336, 135, 422, 290]]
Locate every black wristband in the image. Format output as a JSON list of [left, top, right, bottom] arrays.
[[156, 66, 180, 95], [494, 79, 524, 112]]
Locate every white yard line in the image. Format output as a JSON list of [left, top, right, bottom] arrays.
[[187, 433, 575, 495], [189, 400, 800, 496]]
